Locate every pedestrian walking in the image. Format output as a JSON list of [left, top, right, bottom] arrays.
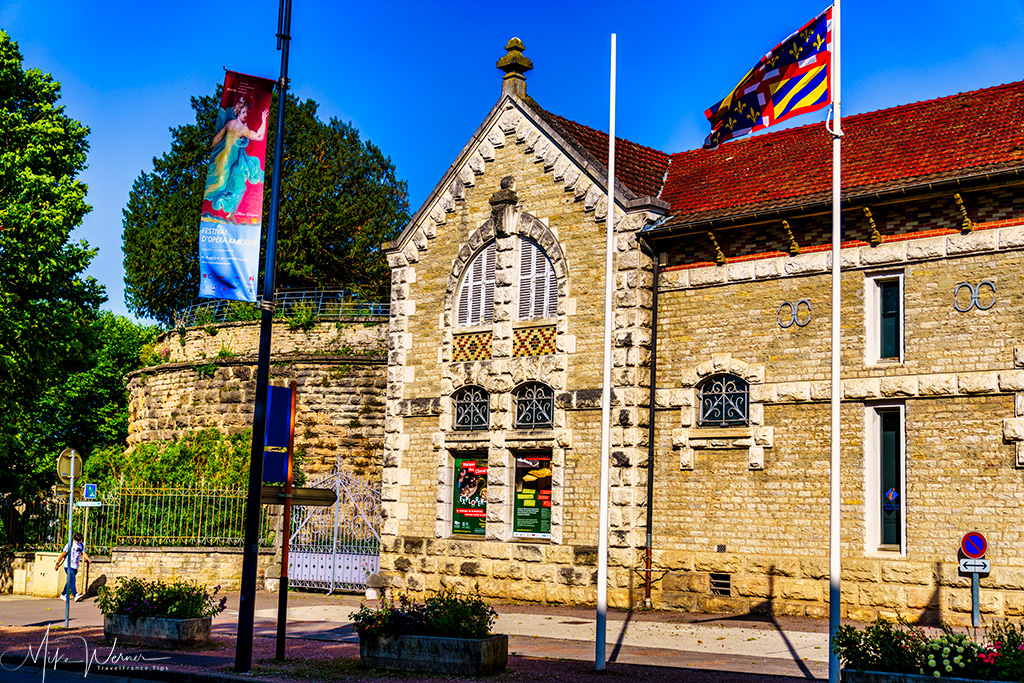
[[54, 532, 91, 601]]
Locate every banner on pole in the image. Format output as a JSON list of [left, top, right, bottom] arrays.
[[199, 71, 275, 302]]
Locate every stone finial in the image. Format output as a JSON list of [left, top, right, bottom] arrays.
[[496, 37, 532, 98], [490, 176, 518, 234]]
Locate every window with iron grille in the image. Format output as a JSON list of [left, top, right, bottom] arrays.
[[697, 374, 749, 427], [514, 382, 554, 429], [452, 386, 489, 431]]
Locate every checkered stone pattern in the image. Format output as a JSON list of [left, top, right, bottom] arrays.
[[513, 326, 556, 357], [452, 331, 493, 362]]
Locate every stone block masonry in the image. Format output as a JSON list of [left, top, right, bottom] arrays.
[[126, 319, 387, 476]]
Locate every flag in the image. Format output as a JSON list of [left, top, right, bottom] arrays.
[[704, 6, 833, 149], [198, 71, 276, 302]]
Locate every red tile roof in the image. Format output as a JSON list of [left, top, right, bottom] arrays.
[[535, 107, 670, 200], [661, 80, 1024, 227], [535, 80, 1024, 227]]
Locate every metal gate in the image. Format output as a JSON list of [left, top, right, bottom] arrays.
[[288, 469, 381, 591]]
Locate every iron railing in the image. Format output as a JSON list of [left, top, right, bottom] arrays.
[[174, 288, 389, 328], [0, 485, 275, 554], [288, 468, 382, 591]]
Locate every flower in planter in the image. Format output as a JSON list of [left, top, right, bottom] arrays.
[[97, 577, 227, 620], [350, 588, 497, 640]]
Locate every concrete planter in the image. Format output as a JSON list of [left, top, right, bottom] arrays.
[[359, 633, 508, 676], [842, 670, 996, 683], [103, 614, 212, 648]]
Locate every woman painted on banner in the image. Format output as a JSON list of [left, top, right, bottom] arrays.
[[203, 97, 269, 221]]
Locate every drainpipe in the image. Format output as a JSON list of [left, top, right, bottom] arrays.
[[638, 236, 660, 609]]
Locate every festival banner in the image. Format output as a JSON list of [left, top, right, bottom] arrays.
[[452, 458, 487, 536], [198, 71, 276, 301], [513, 454, 552, 539]]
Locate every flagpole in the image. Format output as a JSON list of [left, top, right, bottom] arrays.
[[828, 1, 842, 682], [595, 31, 616, 673]]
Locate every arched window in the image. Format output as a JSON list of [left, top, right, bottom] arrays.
[[452, 386, 489, 431], [514, 382, 554, 429], [697, 374, 749, 427], [456, 242, 495, 327], [517, 238, 557, 321]]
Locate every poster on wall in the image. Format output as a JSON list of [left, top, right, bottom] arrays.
[[198, 70, 275, 302], [452, 458, 487, 536], [513, 454, 551, 539]]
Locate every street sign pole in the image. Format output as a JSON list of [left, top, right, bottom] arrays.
[[275, 380, 297, 660], [960, 532, 989, 628], [972, 572, 980, 628], [64, 463, 73, 627], [57, 448, 81, 628]]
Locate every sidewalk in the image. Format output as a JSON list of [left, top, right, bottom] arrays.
[[0, 591, 829, 682]]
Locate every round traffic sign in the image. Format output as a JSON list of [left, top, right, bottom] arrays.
[[961, 532, 987, 559], [56, 448, 82, 486]]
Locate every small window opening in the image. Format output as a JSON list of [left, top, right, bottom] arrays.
[[710, 573, 732, 596]]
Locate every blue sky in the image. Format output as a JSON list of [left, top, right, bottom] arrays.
[[3, 1, 1023, 323]]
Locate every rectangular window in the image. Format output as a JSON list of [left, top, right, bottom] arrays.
[[452, 457, 487, 536], [866, 273, 904, 363], [866, 406, 905, 552], [512, 453, 552, 539]]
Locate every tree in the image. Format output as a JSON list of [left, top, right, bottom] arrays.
[[0, 31, 106, 496], [29, 313, 158, 466], [122, 91, 410, 326]]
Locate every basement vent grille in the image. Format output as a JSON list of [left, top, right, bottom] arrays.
[[710, 573, 731, 596], [716, 544, 726, 553]]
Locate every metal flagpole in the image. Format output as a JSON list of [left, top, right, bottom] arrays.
[[235, 0, 292, 672], [828, 1, 843, 682], [596, 32, 616, 672]]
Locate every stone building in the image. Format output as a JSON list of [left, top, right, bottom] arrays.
[[379, 38, 1024, 623]]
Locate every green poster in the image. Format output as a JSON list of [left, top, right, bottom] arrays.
[[513, 455, 551, 538], [452, 458, 487, 536]]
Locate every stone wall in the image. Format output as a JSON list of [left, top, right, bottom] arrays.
[[645, 218, 1024, 624], [377, 82, 1024, 624], [126, 318, 387, 475], [381, 97, 662, 605], [1, 548, 275, 596]]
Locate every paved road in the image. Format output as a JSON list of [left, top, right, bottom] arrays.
[[0, 591, 830, 681]]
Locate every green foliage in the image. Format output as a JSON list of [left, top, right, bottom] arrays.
[[122, 88, 409, 326], [834, 617, 1024, 680], [83, 428, 252, 490], [978, 621, 1024, 681], [30, 314, 159, 470], [833, 616, 927, 673], [225, 301, 260, 322], [350, 589, 497, 640], [0, 32, 110, 496], [283, 302, 318, 332], [216, 342, 236, 359], [191, 363, 217, 379], [96, 577, 227, 619], [919, 632, 982, 678]]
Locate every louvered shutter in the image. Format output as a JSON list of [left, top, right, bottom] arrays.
[[457, 242, 495, 327], [518, 239, 556, 321]]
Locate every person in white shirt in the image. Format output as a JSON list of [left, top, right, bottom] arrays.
[[54, 532, 91, 602]]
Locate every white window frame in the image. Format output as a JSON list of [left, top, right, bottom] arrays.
[[864, 271, 904, 364], [456, 242, 495, 328], [864, 403, 907, 555], [516, 238, 557, 322]]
